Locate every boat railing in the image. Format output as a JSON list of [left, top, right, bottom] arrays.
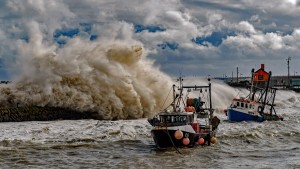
[[148, 114, 192, 127], [148, 120, 189, 127]]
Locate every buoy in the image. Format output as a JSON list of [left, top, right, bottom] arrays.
[[198, 138, 205, 145], [182, 137, 190, 145], [211, 137, 217, 144], [174, 130, 183, 140]]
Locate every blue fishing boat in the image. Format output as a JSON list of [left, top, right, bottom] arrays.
[[225, 69, 283, 122]]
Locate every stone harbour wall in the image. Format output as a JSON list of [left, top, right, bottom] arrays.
[[0, 106, 99, 122]]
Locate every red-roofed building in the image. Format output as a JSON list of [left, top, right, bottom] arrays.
[[253, 64, 269, 86]]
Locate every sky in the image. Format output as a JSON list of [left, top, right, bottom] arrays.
[[1, 0, 300, 80]]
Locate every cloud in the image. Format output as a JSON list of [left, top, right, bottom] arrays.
[[236, 21, 256, 34], [1, 0, 300, 79]]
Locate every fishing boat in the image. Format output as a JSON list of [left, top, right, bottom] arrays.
[[225, 69, 283, 122], [148, 77, 220, 149]]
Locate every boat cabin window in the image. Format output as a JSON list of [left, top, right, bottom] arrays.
[[241, 102, 244, 108], [160, 117, 165, 123], [181, 116, 187, 122], [230, 101, 237, 108], [161, 115, 188, 123], [236, 102, 240, 107], [166, 116, 172, 123]]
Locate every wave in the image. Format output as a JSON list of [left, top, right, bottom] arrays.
[[0, 28, 173, 120]]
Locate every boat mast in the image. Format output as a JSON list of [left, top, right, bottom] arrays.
[[172, 84, 176, 111], [250, 68, 255, 101], [262, 71, 272, 113], [175, 77, 184, 110], [287, 56, 291, 88], [270, 88, 277, 115], [208, 78, 213, 121]]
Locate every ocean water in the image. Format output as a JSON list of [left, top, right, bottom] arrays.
[[0, 91, 299, 169]]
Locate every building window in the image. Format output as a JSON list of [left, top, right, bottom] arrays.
[[258, 75, 263, 80]]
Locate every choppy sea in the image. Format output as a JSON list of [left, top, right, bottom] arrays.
[[0, 88, 299, 169]]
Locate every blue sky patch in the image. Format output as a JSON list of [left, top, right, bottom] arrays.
[[53, 23, 95, 46], [192, 31, 236, 47], [53, 28, 79, 47], [134, 24, 166, 33], [157, 42, 178, 50], [56, 39, 67, 47], [53, 28, 80, 38]]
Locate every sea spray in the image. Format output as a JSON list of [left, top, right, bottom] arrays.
[[0, 24, 173, 120]]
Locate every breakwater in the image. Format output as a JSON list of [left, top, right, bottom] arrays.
[[0, 106, 99, 122]]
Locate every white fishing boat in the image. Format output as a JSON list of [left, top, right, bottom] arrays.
[[148, 77, 220, 149]]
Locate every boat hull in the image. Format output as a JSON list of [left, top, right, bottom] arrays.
[[227, 108, 263, 122], [227, 108, 283, 122], [151, 128, 212, 148]]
